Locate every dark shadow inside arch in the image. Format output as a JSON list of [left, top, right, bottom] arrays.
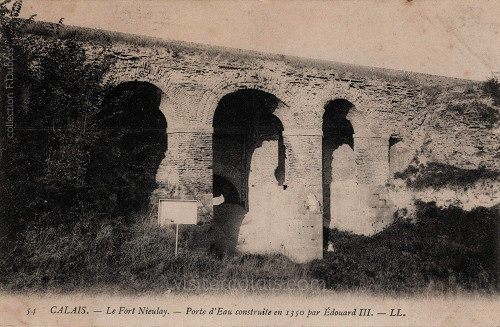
[[213, 89, 285, 208], [213, 174, 240, 204], [211, 89, 285, 254], [89, 81, 167, 218], [322, 99, 355, 248]]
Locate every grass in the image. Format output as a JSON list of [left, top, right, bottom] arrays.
[[1, 18, 498, 296], [1, 202, 498, 296]]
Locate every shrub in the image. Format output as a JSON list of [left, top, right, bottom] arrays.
[[3, 202, 498, 294], [483, 78, 500, 106], [309, 202, 499, 293], [394, 162, 500, 190], [309, 224, 427, 293]]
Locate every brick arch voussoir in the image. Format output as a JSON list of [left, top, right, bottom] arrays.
[[104, 65, 172, 94], [213, 163, 243, 193], [199, 72, 294, 127], [318, 82, 385, 137], [102, 64, 174, 122], [316, 82, 370, 109]]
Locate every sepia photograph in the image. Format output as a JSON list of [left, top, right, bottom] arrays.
[[0, 0, 499, 326]]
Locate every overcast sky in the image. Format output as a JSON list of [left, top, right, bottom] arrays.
[[18, 0, 500, 81]]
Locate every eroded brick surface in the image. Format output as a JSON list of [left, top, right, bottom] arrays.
[[22, 27, 500, 262]]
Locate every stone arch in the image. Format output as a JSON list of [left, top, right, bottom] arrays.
[[316, 80, 375, 108], [98, 80, 168, 130], [321, 99, 357, 232], [212, 88, 286, 207], [103, 63, 175, 123], [94, 80, 168, 214], [213, 162, 244, 201], [199, 71, 295, 128], [104, 63, 173, 95], [213, 174, 241, 205], [315, 81, 385, 137], [211, 88, 288, 254], [320, 87, 396, 235]]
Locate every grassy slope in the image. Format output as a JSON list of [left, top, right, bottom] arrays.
[[2, 202, 498, 295]]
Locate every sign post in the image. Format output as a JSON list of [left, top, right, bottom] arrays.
[[158, 199, 198, 257], [175, 224, 179, 257]]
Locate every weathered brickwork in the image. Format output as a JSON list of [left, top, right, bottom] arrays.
[[154, 132, 213, 223], [282, 133, 324, 261], [213, 136, 246, 204], [24, 26, 500, 263]]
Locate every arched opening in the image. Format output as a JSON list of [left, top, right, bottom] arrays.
[[322, 99, 355, 246], [212, 89, 286, 253], [89, 82, 167, 218], [388, 136, 413, 176], [213, 174, 240, 204]]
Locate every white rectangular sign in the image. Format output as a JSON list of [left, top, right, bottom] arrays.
[[158, 199, 198, 226]]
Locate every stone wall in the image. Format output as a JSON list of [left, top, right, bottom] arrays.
[[20, 25, 500, 263]]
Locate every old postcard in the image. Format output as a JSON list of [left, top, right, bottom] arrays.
[[1, 0, 499, 326]]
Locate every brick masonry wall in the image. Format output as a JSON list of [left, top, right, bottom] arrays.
[[282, 133, 323, 262], [213, 135, 246, 204], [21, 27, 500, 262], [154, 131, 213, 224]]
